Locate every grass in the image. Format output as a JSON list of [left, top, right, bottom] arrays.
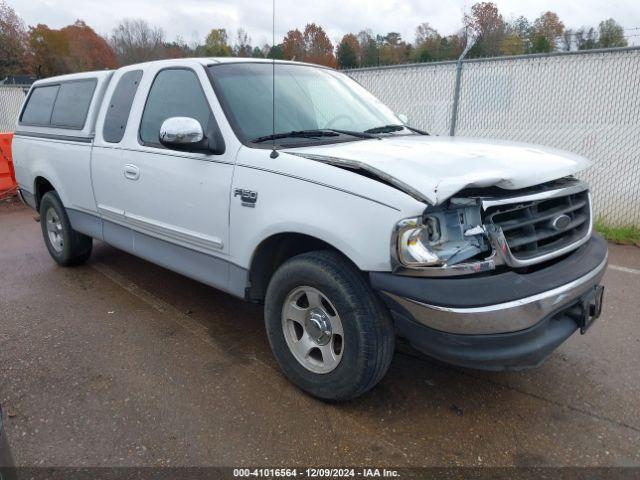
[[595, 219, 640, 247]]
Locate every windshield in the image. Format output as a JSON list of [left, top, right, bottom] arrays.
[[208, 63, 402, 145]]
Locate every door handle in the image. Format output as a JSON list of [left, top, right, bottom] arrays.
[[123, 164, 140, 181]]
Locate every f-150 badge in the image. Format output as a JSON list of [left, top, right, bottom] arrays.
[[234, 188, 258, 207]]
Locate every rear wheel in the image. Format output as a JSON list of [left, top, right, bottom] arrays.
[[39, 191, 92, 266], [265, 250, 395, 401]]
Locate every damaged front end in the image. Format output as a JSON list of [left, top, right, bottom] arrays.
[[391, 179, 593, 277]]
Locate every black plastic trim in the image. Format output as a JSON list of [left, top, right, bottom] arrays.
[[392, 306, 580, 371], [17, 188, 36, 210], [13, 131, 93, 143]]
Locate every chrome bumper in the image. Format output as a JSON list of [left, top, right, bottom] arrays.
[[384, 252, 608, 335]]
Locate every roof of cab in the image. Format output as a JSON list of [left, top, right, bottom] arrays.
[[118, 57, 332, 70], [29, 57, 332, 86]]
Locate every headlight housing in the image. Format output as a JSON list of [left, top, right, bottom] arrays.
[[393, 204, 490, 270], [396, 218, 442, 266]]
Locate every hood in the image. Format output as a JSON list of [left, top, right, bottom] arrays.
[[286, 136, 590, 205]]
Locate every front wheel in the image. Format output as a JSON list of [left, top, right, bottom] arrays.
[[39, 191, 92, 266], [265, 251, 395, 401]]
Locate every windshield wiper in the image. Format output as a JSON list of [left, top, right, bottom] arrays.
[[364, 124, 405, 134], [251, 128, 378, 144], [364, 124, 430, 135], [252, 130, 340, 143], [327, 128, 380, 139]]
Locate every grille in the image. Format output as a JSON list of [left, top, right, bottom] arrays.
[[484, 189, 591, 262]]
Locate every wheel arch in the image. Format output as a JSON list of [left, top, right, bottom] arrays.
[[246, 232, 359, 303], [33, 175, 58, 210]]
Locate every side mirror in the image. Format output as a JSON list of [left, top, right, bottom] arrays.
[[397, 113, 409, 124], [159, 117, 206, 151]]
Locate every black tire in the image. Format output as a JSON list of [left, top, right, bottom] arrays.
[[265, 250, 395, 401], [39, 191, 92, 266]]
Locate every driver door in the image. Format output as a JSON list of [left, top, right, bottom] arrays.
[[94, 66, 234, 264]]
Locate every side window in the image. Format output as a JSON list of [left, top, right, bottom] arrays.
[[50, 80, 97, 128], [19, 80, 96, 129], [103, 70, 143, 143], [20, 85, 59, 126], [139, 69, 211, 146]]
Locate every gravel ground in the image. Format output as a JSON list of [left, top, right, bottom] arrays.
[[1, 199, 640, 467]]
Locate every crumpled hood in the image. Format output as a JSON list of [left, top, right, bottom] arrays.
[[286, 136, 590, 205]]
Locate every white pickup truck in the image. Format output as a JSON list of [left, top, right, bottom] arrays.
[[13, 58, 607, 400]]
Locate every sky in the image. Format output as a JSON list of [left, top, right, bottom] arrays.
[[8, 0, 640, 47]]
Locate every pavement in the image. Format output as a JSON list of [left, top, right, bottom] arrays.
[[1, 198, 640, 468]]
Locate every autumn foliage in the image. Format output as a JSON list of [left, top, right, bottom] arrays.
[[0, 0, 632, 80], [28, 21, 117, 77], [281, 24, 336, 67]]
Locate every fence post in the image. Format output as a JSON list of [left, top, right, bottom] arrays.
[[449, 38, 475, 136]]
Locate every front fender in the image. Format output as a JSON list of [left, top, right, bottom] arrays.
[[228, 163, 420, 272]]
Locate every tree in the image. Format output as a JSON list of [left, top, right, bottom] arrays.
[[28, 20, 117, 77], [164, 37, 193, 58], [110, 19, 166, 65], [414, 23, 442, 61], [234, 28, 252, 57], [28, 24, 70, 77], [560, 29, 574, 51], [575, 27, 598, 50], [530, 34, 552, 53], [509, 16, 532, 53], [204, 28, 232, 56], [336, 33, 359, 69], [531, 11, 564, 51], [598, 18, 627, 48], [415, 23, 439, 46], [357, 30, 378, 66], [0, 1, 30, 78], [267, 44, 284, 59], [499, 33, 524, 56], [60, 21, 117, 72], [282, 29, 305, 60], [442, 34, 465, 59], [464, 2, 506, 57], [282, 24, 335, 67], [303, 23, 336, 67], [378, 32, 409, 65]]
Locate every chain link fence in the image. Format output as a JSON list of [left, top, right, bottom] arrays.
[[0, 85, 28, 132], [349, 47, 640, 226]]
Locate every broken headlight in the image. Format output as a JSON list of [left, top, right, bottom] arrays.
[[394, 204, 490, 268]]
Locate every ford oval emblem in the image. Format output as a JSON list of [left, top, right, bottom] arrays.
[[552, 214, 571, 231]]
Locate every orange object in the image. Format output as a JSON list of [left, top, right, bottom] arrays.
[[0, 133, 16, 195]]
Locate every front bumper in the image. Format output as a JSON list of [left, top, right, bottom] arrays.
[[372, 234, 608, 370]]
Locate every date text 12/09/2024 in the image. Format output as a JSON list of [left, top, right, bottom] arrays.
[[233, 468, 400, 478]]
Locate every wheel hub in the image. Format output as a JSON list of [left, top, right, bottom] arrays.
[[305, 308, 332, 345], [281, 286, 344, 374], [45, 207, 64, 253]]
